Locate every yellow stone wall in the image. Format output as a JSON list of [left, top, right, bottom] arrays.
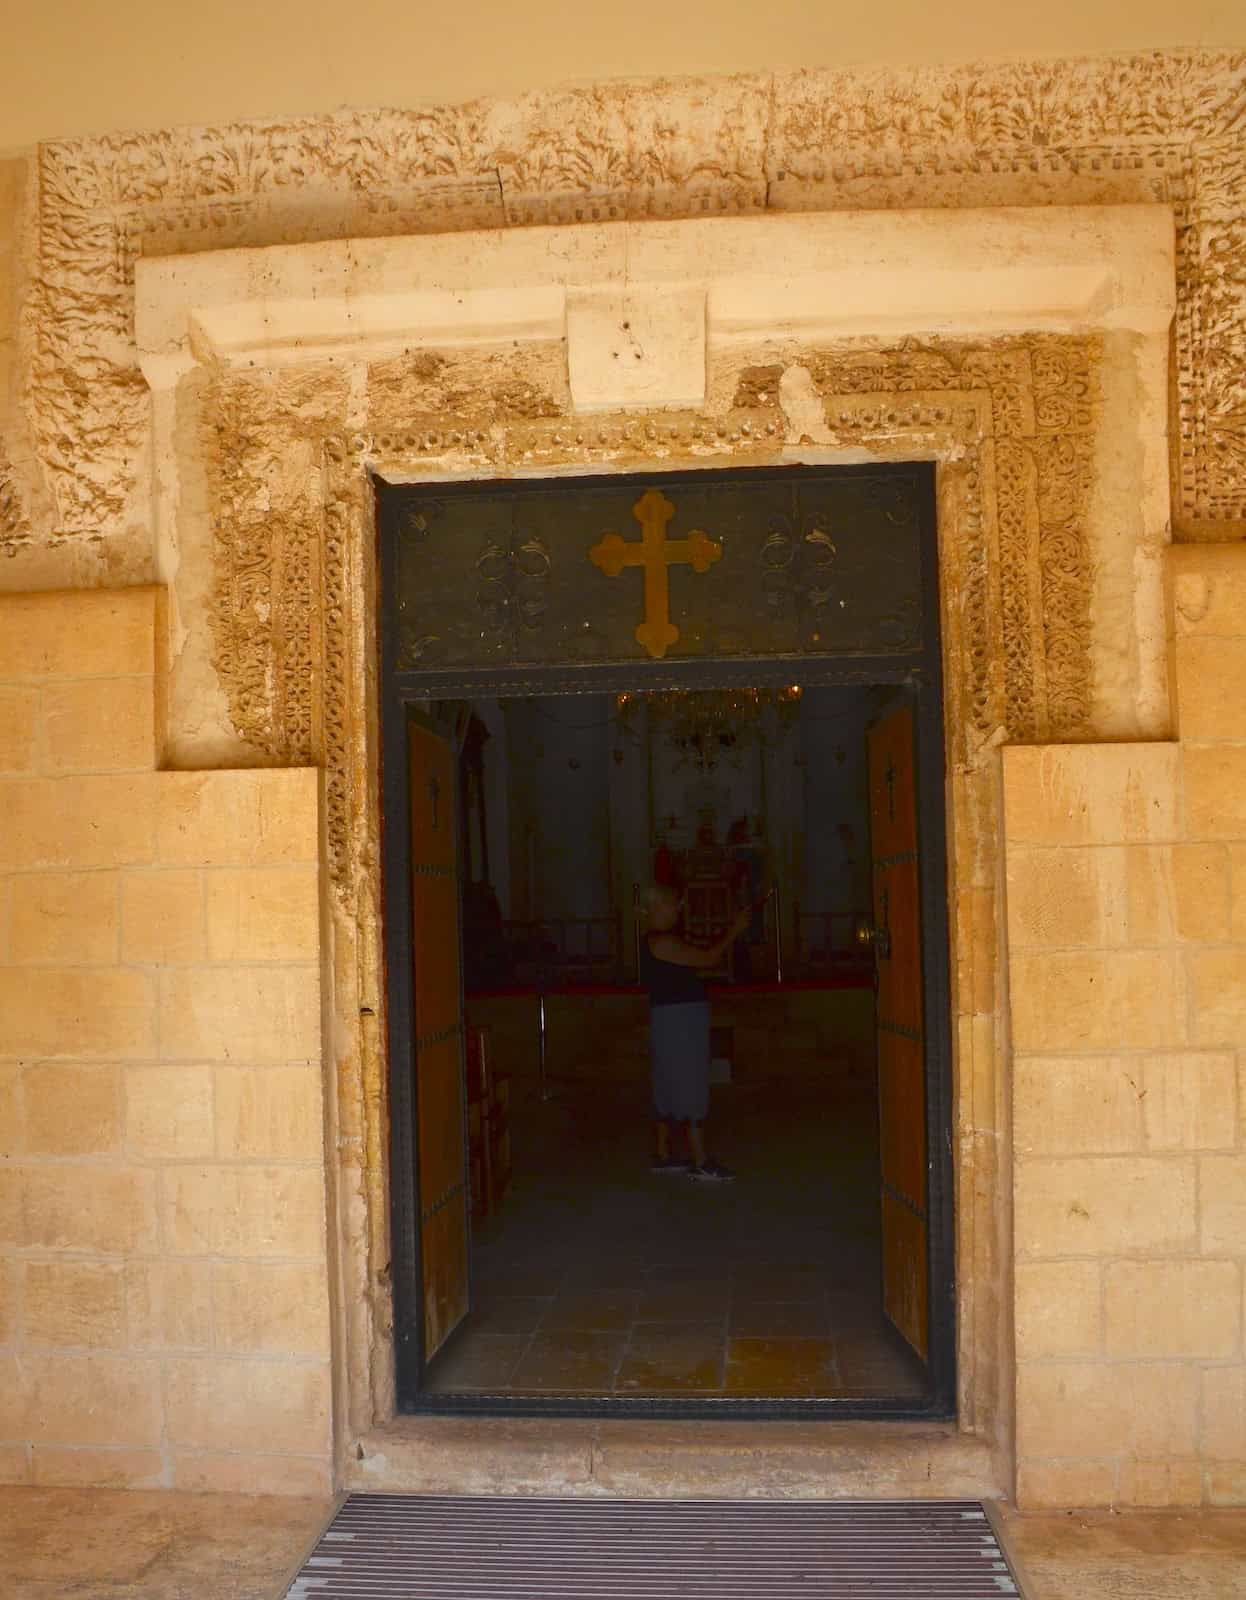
[[1005, 542, 1246, 1510], [0, 588, 332, 1494], [3, 546, 1246, 1506]]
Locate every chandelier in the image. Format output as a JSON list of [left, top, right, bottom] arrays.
[[615, 686, 802, 772]]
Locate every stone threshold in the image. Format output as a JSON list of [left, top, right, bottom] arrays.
[[345, 1416, 1000, 1500]]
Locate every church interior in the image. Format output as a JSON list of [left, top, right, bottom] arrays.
[[422, 684, 930, 1403]]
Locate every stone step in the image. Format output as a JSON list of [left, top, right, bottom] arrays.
[[347, 1416, 1000, 1501]]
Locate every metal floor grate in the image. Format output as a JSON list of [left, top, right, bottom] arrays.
[[284, 1494, 1022, 1598]]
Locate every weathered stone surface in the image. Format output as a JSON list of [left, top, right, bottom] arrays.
[[41, 678, 155, 775], [8, 872, 120, 965], [0, 1486, 332, 1593], [3, 53, 1246, 1516], [162, 1166, 325, 1259], [1141, 1053, 1239, 1152], [213, 1066, 323, 1162], [0, 776, 158, 873], [0, 1167, 159, 1253], [124, 1065, 214, 1159], [158, 967, 320, 1062], [0, 687, 37, 773], [1017, 1362, 1200, 1459], [155, 771, 319, 868], [1198, 1155, 1246, 1255], [163, 1358, 331, 1456], [204, 867, 319, 962], [1184, 745, 1246, 839], [1014, 1261, 1102, 1359], [0, 591, 159, 679], [23, 1261, 127, 1349], [211, 1261, 332, 1357], [0, 968, 156, 1058], [20, 1064, 121, 1156], [123, 1261, 214, 1353], [1103, 1261, 1241, 1358], [1003, 746, 1181, 848], [1010, 951, 1187, 1052], [120, 870, 206, 964], [1014, 1057, 1144, 1157], [1015, 1157, 1198, 1259], [347, 1416, 996, 1500], [1172, 546, 1246, 637], [0, 592, 330, 1494]]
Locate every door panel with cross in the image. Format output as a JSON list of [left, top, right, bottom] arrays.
[[867, 703, 929, 1362], [388, 467, 928, 673], [590, 488, 722, 659], [408, 717, 470, 1364]]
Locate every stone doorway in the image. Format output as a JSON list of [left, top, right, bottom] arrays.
[[124, 197, 1175, 1494], [377, 462, 955, 1418]]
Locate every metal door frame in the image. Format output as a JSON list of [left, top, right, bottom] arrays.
[[378, 460, 956, 1419]]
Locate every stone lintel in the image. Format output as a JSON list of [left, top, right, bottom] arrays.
[[135, 205, 1176, 406]]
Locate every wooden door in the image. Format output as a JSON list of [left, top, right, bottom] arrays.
[[408, 717, 470, 1364], [866, 703, 929, 1361]]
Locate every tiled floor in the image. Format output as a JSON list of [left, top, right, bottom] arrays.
[[425, 1066, 929, 1401]]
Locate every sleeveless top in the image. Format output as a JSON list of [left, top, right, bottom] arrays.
[[642, 934, 707, 1008]]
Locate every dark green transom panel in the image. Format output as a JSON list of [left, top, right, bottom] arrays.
[[386, 465, 929, 675]]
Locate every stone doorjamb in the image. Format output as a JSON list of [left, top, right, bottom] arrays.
[[134, 203, 1175, 1489]]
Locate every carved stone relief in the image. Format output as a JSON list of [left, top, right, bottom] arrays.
[[192, 328, 1099, 1442], [199, 333, 1098, 893], [2, 55, 1211, 1446], [0, 438, 31, 557], [16, 49, 1246, 559], [804, 340, 1098, 741]]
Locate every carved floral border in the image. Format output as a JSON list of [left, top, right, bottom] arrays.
[[3, 47, 1242, 567], [194, 331, 1097, 1441], [198, 334, 1098, 891]]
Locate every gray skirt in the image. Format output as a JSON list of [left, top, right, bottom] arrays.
[[649, 999, 711, 1123]]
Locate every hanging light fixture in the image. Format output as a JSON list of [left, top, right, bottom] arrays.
[[614, 686, 802, 772]]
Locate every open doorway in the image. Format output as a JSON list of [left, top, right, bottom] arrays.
[[379, 463, 954, 1418]]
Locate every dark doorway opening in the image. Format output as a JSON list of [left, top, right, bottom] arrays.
[[378, 462, 954, 1419]]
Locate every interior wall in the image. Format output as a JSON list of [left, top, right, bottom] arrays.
[[2, 2, 1241, 150], [800, 694, 874, 933], [488, 688, 872, 962]]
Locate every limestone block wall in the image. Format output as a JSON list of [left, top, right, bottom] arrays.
[[1005, 542, 1246, 1511], [0, 588, 332, 1494]]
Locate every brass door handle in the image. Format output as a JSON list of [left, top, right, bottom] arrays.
[[856, 919, 892, 959]]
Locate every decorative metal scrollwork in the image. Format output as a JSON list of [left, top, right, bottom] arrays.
[[474, 534, 553, 639], [475, 541, 512, 632], [400, 501, 443, 541], [760, 514, 797, 612], [514, 537, 553, 630], [757, 515, 838, 618], [397, 630, 441, 668], [804, 527, 838, 611]]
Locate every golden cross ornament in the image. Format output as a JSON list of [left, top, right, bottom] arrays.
[[589, 489, 722, 659]]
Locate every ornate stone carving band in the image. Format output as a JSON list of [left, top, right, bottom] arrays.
[[134, 205, 1172, 889], [10, 48, 1243, 571]]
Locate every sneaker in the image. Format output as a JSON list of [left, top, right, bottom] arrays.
[[650, 1157, 692, 1174], [687, 1160, 735, 1182]]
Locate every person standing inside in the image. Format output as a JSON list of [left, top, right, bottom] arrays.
[[644, 884, 748, 1181]]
